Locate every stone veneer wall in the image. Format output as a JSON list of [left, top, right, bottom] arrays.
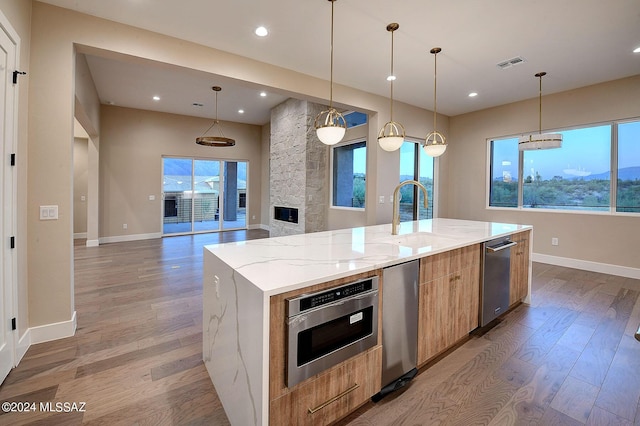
[[270, 98, 328, 237]]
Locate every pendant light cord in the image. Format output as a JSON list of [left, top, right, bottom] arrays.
[[329, 0, 335, 109], [433, 50, 437, 132], [538, 74, 542, 134], [389, 29, 395, 121]]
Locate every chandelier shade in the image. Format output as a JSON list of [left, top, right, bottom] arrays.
[[518, 72, 563, 151], [196, 86, 235, 147]]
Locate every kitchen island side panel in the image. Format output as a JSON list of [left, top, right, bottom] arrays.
[[203, 249, 267, 425]]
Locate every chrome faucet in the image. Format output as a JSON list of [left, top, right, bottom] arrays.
[[392, 180, 429, 235]]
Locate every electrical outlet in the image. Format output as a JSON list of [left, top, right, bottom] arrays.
[[379, 196, 385, 204], [123, 223, 128, 230], [551, 237, 559, 246]]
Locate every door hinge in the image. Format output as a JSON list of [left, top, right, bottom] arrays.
[[11, 318, 16, 331], [10, 153, 15, 166], [10, 236, 15, 249], [12, 70, 26, 85]]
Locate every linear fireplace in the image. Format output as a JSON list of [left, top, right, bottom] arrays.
[[274, 206, 299, 224]]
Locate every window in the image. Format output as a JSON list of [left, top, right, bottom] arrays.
[[399, 139, 435, 221], [523, 125, 610, 210], [488, 119, 640, 214], [344, 111, 367, 128], [489, 137, 519, 208], [332, 141, 366, 208], [617, 121, 640, 213]]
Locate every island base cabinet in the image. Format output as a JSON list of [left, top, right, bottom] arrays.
[[269, 346, 382, 426], [418, 245, 481, 365]]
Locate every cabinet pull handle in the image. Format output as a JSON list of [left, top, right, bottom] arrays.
[[308, 383, 359, 414]]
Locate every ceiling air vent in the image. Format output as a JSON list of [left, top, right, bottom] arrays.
[[496, 56, 526, 70]]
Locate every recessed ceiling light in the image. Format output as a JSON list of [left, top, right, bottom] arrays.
[[468, 92, 478, 97], [386, 75, 396, 81], [259, 91, 267, 97], [238, 109, 245, 114], [152, 96, 160, 101], [634, 46, 640, 53], [255, 26, 268, 37]]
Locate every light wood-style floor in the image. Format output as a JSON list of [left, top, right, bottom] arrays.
[[1, 231, 639, 425]]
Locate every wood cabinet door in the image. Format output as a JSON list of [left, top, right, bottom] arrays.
[[509, 231, 530, 306], [417, 262, 480, 365]]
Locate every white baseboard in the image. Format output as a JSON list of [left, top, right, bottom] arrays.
[[533, 253, 640, 279], [99, 232, 161, 244], [249, 223, 270, 231], [29, 311, 77, 345], [15, 329, 31, 366], [73, 232, 87, 239], [86, 239, 99, 247]]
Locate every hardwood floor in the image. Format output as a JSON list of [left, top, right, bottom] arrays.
[[341, 263, 640, 426], [1, 232, 639, 425], [0, 230, 268, 425]]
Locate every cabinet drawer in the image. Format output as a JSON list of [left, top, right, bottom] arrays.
[[420, 243, 480, 283], [270, 346, 382, 426]]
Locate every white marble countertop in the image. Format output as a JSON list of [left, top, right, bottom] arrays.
[[204, 218, 532, 296]]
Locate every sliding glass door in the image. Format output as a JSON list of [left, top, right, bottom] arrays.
[[162, 157, 247, 235]]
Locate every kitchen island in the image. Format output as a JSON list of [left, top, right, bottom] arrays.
[[202, 218, 532, 425]]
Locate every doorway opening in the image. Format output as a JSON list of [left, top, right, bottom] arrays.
[[162, 157, 248, 235]]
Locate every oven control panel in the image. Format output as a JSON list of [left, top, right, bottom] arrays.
[[287, 276, 379, 317]]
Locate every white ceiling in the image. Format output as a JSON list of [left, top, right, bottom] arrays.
[[41, 0, 640, 125]]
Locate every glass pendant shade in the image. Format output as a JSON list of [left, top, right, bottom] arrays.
[[378, 23, 405, 152], [423, 47, 447, 157], [378, 121, 405, 151], [315, 107, 346, 145], [518, 72, 562, 151], [423, 130, 447, 157], [315, 0, 346, 146]]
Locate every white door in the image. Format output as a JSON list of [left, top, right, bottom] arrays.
[[0, 16, 19, 385]]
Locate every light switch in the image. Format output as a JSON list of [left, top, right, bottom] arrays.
[[81, 195, 86, 202], [40, 205, 58, 220], [379, 196, 385, 204]]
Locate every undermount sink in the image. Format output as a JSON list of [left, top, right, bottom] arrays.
[[379, 232, 458, 249]]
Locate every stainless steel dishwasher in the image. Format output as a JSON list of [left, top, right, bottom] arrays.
[[481, 236, 518, 326], [372, 259, 419, 402]]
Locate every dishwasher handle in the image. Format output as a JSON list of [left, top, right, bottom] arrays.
[[486, 241, 517, 253]]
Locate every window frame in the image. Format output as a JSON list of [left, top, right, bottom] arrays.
[[486, 117, 640, 216], [330, 137, 367, 211]]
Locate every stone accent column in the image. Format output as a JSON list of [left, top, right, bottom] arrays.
[[270, 99, 328, 237]]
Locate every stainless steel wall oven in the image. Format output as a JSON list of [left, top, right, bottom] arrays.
[[286, 276, 379, 388]]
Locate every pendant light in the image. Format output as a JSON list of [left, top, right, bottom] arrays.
[[378, 23, 405, 152], [423, 47, 447, 157], [314, 0, 346, 146], [196, 86, 235, 147], [518, 72, 562, 151]]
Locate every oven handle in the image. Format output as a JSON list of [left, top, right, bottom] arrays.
[[287, 289, 378, 322]]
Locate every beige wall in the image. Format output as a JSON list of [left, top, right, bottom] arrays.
[[0, 0, 31, 337], [447, 75, 640, 269], [100, 105, 263, 238], [73, 137, 88, 235]]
